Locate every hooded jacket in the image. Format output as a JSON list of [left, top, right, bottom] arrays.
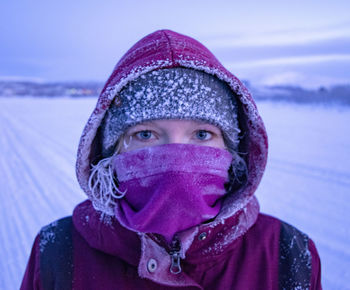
[[21, 30, 322, 290]]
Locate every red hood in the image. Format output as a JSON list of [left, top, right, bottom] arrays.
[[76, 29, 268, 220]]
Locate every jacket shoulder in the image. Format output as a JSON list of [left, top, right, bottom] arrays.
[[255, 213, 311, 240], [39, 216, 73, 289], [278, 220, 312, 289], [255, 213, 316, 289], [40, 216, 72, 243]]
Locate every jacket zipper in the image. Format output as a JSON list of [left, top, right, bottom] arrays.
[[169, 236, 182, 274]]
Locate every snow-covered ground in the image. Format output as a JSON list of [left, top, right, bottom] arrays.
[[1, 97, 349, 289]]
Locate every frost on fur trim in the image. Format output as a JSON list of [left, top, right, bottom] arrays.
[[88, 156, 126, 216]]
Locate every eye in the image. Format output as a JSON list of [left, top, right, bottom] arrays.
[[195, 130, 212, 141], [135, 130, 153, 140]]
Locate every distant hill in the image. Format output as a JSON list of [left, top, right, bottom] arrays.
[[1, 80, 349, 105], [249, 84, 350, 106], [0, 81, 103, 97]]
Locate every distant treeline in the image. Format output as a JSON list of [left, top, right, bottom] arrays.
[[248, 84, 350, 106], [1, 80, 349, 106], [0, 81, 103, 97]]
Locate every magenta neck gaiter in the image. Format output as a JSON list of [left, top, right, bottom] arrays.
[[112, 143, 232, 243]]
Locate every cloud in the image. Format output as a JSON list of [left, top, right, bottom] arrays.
[[0, 75, 45, 83], [253, 71, 350, 89], [228, 54, 350, 69], [205, 25, 350, 48]]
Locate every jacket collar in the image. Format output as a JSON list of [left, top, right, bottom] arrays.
[[73, 197, 259, 287]]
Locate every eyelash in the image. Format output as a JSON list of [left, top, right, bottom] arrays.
[[195, 130, 212, 141], [134, 130, 155, 141]]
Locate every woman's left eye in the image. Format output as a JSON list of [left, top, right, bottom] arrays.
[[195, 130, 212, 141], [136, 130, 153, 140]]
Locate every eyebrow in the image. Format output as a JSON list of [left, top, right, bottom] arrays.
[[127, 122, 155, 132], [133, 121, 155, 127], [193, 122, 220, 129]]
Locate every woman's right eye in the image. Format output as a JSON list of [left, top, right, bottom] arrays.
[[135, 130, 153, 140], [195, 130, 212, 141]]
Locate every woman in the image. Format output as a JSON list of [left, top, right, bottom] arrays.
[[21, 30, 322, 289]]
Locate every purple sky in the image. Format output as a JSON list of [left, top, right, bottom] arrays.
[[1, 0, 349, 88]]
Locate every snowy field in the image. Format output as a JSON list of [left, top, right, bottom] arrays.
[[1, 97, 349, 289]]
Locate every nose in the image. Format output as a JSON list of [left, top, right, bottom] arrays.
[[166, 134, 187, 144], [164, 124, 188, 144]]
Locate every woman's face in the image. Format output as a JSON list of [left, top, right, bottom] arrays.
[[120, 119, 226, 153]]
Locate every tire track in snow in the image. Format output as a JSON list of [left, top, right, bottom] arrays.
[[267, 156, 350, 220], [1, 110, 65, 289], [0, 106, 85, 289], [1, 108, 84, 222], [7, 107, 75, 165], [1, 110, 61, 216], [0, 112, 37, 289], [265, 155, 349, 227], [269, 157, 350, 187]]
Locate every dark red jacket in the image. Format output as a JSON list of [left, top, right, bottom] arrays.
[[21, 30, 322, 289], [21, 201, 321, 289]]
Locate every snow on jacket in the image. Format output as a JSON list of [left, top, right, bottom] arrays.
[[21, 30, 322, 290]]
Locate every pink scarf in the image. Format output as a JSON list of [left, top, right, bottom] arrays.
[[113, 143, 232, 242]]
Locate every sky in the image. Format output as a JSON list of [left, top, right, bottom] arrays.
[[1, 0, 349, 88]]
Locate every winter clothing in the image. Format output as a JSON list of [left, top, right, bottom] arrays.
[[77, 29, 266, 216], [21, 202, 321, 290], [21, 29, 322, 289], [101, 67, 239, 157], [113, 143, 233, 243]]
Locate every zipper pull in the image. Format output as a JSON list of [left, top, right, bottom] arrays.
[[169, 237, 182, 274]]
